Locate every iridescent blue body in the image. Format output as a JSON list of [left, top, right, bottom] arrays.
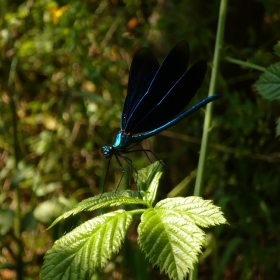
[[102, 133, 134, 159], [101, 40, 220, 188], [101, 94, 220, 159]]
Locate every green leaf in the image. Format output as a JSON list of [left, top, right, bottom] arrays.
[[137, 160, 164, 205], [138, 208, 205, 280], [156, 196, 228, 227], [274, 41, 280, 58], [35, 182, 62, 197], [137, 197, 228, 280], [254, 62, 280, 100], [49, 190, 146, 228], [41, 210, 133, 280], [0, 208, 14, 235], [34, 196, 76, 224], [276, 117, 280, 137]]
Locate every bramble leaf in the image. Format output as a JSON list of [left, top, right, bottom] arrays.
[[49, 190, 146, 228], [41, 210, 133, 280], [156, 196, 228, 227], [137, 196, 227, 280], [254, 62, 280, 100], [42, 163, 227, 280], [137, 160, 164, 205]]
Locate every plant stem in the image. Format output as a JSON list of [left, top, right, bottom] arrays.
[[189, 0, 228, 279], [8, 57, 23, 280], [224, 56, 266, 72], [194, 0, 228, 195], [129, 209, 145, 215]]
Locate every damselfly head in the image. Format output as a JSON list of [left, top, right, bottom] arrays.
[[101, 146, 113, 159]]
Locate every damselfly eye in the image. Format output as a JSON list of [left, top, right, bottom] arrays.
[[101, 146, 112, 159]]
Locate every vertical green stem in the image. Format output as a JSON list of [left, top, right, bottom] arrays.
[[8, 57, 23, 280], [189, 0, 228, 279]]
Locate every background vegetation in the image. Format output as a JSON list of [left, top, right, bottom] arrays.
[[1, 0, 280, 279]]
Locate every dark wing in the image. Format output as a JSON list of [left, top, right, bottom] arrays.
[[130, 60, 207, 134], [123, 40, 190, 133], [121, 48, 159, 130]]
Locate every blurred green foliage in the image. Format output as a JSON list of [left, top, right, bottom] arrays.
[[1, 0, 280, 279]]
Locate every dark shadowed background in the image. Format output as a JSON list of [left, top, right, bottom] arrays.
[[1, 0, 280, 279]]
